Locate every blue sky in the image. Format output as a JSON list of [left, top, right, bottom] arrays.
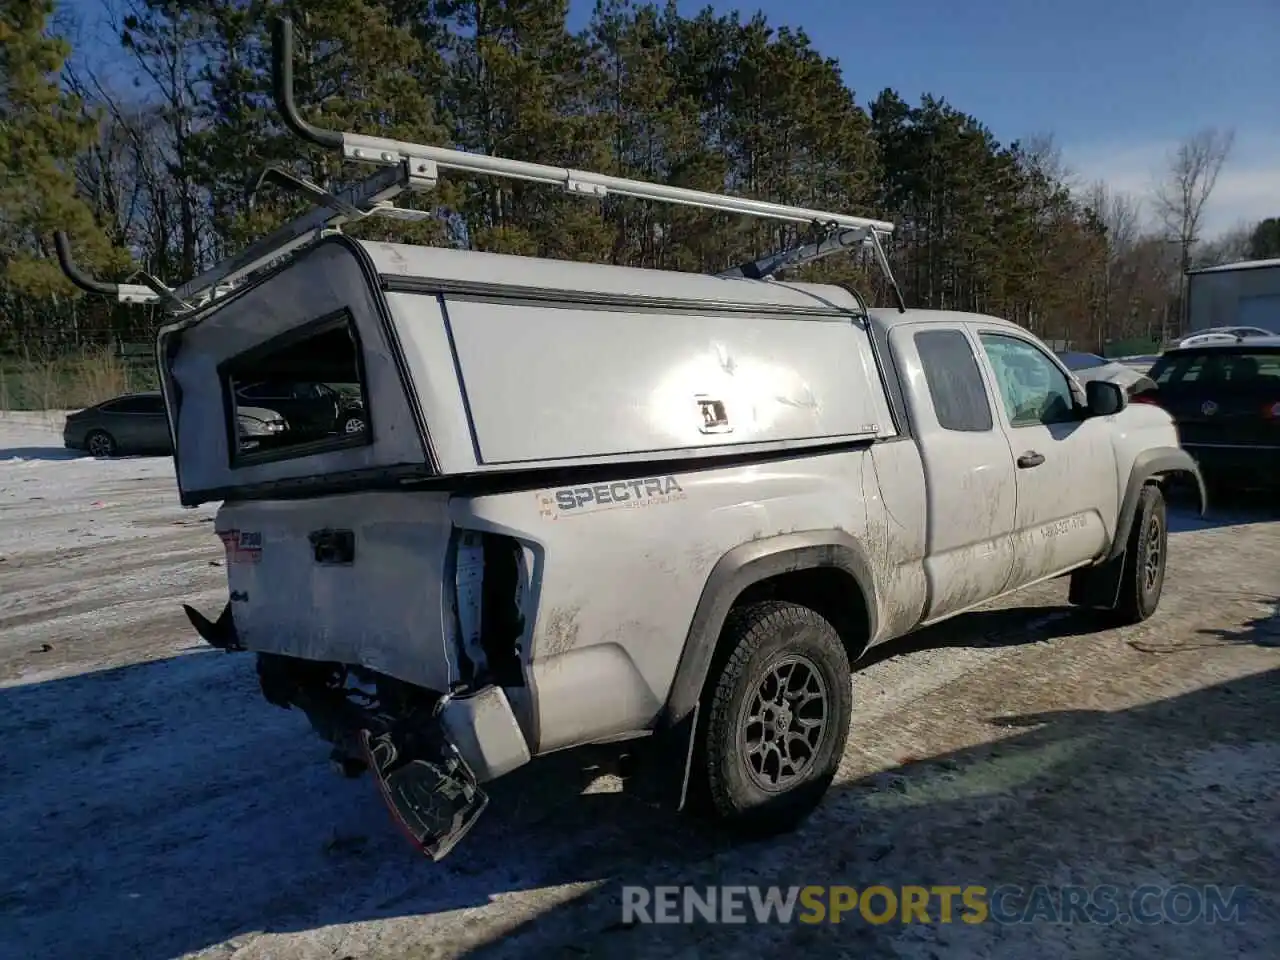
[[65, 0, 1280, 237]]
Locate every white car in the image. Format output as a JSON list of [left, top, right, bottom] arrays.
[[1177, 327, 1274, 349], [1056, 352, 1158, 395]]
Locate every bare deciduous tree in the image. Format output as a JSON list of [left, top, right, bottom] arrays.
[[1023, 132, 1073, 187], [1084, 180, 1145, 345], [1195, 221, 1253, 269], [1153, 127, 1235, 333]]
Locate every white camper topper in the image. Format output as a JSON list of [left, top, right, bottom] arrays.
[[160, 236, 898, 505]]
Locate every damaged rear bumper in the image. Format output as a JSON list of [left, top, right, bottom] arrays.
[[185, 602, 531, 860]]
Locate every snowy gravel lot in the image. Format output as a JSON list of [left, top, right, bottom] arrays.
[[1, 411, 1277, 960]]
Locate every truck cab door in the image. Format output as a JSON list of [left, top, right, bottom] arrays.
[[972, 328, 1118, 589], [889, 324, 1017, 622]]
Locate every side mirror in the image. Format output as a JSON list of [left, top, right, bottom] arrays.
[[1086, 379, 1127, 417]]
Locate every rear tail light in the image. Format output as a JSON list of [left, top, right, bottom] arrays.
[[1131, 394, 1160, 405], [1263, 402, 1280, 420]]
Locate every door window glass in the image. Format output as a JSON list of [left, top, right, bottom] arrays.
[[979, 334, 1077, 426]]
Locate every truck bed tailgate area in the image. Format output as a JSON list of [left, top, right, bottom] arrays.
[[217, 491, 458, 692]]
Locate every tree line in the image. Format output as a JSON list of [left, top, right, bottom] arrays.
[[3, 0, 1276, 358]]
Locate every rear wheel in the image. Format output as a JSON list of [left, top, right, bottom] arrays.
[[1113, 483, 1167, 624], [341, 414, 365, 435], [690, 601, 852, 838], [85, 429, 117, 458]]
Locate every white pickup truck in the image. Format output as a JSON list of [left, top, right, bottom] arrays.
[[53, 16, 1206, 861]]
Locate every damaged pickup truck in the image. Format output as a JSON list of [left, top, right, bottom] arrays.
[[53, 17, 1206, 861]]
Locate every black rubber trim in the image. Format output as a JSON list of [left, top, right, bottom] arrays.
[[861, 307, 913, 439], [1106, 446, 1207, 562], [340, 236, 440, 471], [379, 273, 863, 320], [659, 530, 880, 729], [184, 438, 876, 507]]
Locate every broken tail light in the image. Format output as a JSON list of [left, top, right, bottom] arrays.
[[452, 531, 527, 688]]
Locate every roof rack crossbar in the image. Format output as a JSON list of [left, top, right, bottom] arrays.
[[718, 223, 906, 312], [271, 17, 895, 238], [718, 224, 870, 280], [52, 160, 426, 314], [171, 160, 424, 304]]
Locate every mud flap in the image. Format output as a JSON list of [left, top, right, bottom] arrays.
[[623, 703, 700, 812], [184, 601, 243, 651], [359, 727, 489, 861], [1068, 553, 1125, 609]]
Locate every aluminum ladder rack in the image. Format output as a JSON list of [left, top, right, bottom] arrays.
[[54, 16, 903, 316]]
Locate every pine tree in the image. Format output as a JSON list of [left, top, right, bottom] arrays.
[[0, 0, 125, 297]]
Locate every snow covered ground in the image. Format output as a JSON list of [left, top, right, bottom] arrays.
[[1, 412, 1277, 960]]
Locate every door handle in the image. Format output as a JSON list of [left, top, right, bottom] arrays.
[[1017, 451, 1045, 469]]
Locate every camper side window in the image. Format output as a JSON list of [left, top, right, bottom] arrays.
[[221, 310, 370, 464]]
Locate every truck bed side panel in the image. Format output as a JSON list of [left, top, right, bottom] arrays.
[[454, 448, 903, 754]]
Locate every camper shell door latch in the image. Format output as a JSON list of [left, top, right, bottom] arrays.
[[697, 395, 733, 434], [310, 528, 355, 565]]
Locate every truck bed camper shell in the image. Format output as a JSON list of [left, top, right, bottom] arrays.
[[155, 234, 899, 505]]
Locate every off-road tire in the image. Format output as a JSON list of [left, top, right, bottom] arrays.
[[690, 600, 852, 838], [85, 429, 117, 458], [1113, 483, 1167, 624]]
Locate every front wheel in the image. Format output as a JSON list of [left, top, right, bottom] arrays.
[[1113, 483, 1167, 624], [691, 601, 852, 838]]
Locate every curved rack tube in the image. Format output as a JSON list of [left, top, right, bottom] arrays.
[[53, 231, 119, 296], [267, 16, 896, 236], [271, 18, 343, 149]]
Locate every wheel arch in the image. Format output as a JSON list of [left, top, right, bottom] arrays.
[[1106, 446, 1205, 563], [659, 530, 880, 731]]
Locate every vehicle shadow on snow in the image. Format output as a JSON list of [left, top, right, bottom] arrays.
[[0, 444, 86, 462], [2, 609, 1276, 960], [1166, 489, 1280, 533], [0, 444, 165, 463], [1195, 596, 1280, 650]]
